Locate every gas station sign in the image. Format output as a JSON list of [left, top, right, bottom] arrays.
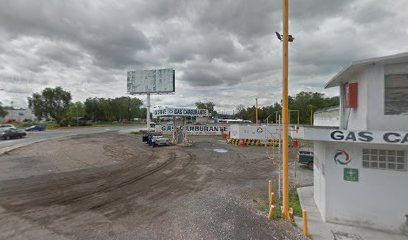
[[153, 107, 209, 117]]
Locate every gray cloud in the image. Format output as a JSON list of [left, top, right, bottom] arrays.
[[0, 0, 407, 111]]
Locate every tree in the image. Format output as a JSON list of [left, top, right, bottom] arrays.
[[195, 101, 217, 117], [234, 91, 339, 124], [65, 102, 85, 119], [28, 87, 72, 125], [84, 97, 144, 122], [235, 104, 245, 118], [0, 102, 7, 118]]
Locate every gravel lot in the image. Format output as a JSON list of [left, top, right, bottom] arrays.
[[0, 132, 310, 240]]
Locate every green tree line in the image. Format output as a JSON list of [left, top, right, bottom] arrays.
[[0, 101, 8, 118], [28, 87, 145, 126], [235, 91, 339, 124]]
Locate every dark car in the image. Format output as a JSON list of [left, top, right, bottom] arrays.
[[25, 124, 46, 131], [297, 150, 314, 170], [0, 128, 26, 140]]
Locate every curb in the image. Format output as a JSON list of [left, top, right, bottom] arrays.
[[0, 137, 64, 156], [0, 129, 123, 156]]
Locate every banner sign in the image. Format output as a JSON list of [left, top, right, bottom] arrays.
[[153, 108, 209, 117], [229, 125, 280, 140], [162, 125, 228, 135]]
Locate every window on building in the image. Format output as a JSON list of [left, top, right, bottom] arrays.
[[384, 74, 408, 115], [362, 149, 406, 171]]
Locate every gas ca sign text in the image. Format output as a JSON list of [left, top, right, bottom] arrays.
[[330, 130, 408, 144]]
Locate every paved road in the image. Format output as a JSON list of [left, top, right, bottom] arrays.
[[0, 126, 143, 152]]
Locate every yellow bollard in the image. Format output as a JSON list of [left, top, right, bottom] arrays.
[[281, 206, 284, 217], [268, 180, 273, 207], [270, 192, 275, 207], [302, 209, 309, 237], [289, 207, 294, 221], [268, 205, 275, 220]]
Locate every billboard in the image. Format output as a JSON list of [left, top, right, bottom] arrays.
[[127, 69, 175, 94]]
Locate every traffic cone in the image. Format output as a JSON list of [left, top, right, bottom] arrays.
[[239, 139, 245, 147]]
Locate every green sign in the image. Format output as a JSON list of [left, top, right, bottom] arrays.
[[344, 168, 359, 182]]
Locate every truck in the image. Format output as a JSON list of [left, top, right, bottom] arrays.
[[297, 149, 314, 170]]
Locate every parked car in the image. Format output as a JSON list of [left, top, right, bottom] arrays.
[[0, 128, 26, 140], [0, 124, 16, 130], [25, 124, 46, 131], [151, 136, 171, 147], [297, 149, 314, 170]]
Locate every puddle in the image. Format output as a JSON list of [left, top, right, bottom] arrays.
[[213, 148, 228, 153]]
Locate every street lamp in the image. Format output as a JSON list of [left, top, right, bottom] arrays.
[[279, 0, 291, 221], [275, 32, 294, 42]]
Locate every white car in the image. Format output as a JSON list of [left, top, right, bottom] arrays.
[[0, 124, 16, 130], [151, 136, 170, 147]]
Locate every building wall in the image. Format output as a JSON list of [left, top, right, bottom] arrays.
[[316, 141, 408, 232], [341, 63, 408, 131], [314, 108, 339, 127], [367, 63, 408, 131], [4, 108, 36, 122], [313, 141, 327, 221], [342, 70, 368, 130]]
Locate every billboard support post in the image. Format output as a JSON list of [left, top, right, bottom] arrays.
[[146, 93, 151, 130]]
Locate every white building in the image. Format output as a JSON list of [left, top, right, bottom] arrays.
[[313, 106, 339, 127], [294, 52, 408, 235], [3, 108, 36, 122]]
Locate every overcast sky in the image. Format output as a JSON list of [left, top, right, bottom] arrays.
[[0, 0, 407, 113]]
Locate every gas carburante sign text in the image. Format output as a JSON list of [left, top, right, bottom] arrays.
[[330, 130, 408, 144]]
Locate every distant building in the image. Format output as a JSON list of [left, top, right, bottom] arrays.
[[293, 52, 408, 234], [3, 108, 36, 122], [313, 106, 339, 127]]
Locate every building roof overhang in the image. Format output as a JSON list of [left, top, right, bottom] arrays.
[[325, 52, 408, 89]]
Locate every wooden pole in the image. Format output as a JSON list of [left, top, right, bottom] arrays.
[[256, 98, 259, 125]]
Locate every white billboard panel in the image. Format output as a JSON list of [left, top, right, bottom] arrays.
[[127, 69, 175, 94]]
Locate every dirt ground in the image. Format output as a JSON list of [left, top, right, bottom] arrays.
[[0, 131, 311, 240]]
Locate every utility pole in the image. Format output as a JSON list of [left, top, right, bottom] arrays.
[[146, 93, 151, 130], [310, 107, 314, 126], [281, 0, 290, 220], [256, 98, 259, 125], [10, 101, 14, 121]]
